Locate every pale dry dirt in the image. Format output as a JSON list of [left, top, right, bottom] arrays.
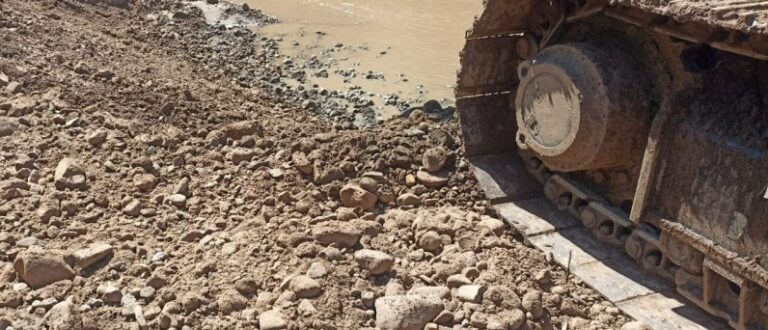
[[0, 0, 638, 329]]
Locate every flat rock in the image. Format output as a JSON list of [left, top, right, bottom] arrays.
[[374, 295, 444, 330], [354, 249, 394, 275], [69, 243, 113, 270], [0, 119, 16, 137]]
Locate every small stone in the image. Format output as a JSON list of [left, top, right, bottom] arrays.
[[416, 170, 448, 188], [217, 289, 247, 314], [0, 119, 17, 137], [86, 130, 108, 147], [405, 174, 416, 187], [534, 269, 551, 286], [228, 148, 256, 164], [422, 147, 447, 172], [407, 286, 450, 299], [268, 168, 284, 179], [446, 274, 472, 288], [181, 292, 208, 313], [306, 262, 327, 279], [44, 298, 82, 330], [417, 231, 442, 252], [288, 275, 321, 299], [139, 286, 155, 299], [259, 309, 288, 330], [456, 285, 485, 303], [339, 183, 378, 210], [221, 242, 238, 256], [298, 299, 317, 315], [397, 193, 421, 207], [99, 284, 123, 305], [167, 194, 187, 208], [234, 278, 258, 297], [54, 158, 87, 191], [292, 152, 313, 175], [312, 221, 361, 248], [133, 174, 157, 192], [150, 252, 166, 263], [621, 321, 652, 330], [478, 217, 506, 235], [354, 249, 394, 275], [122, 199, 142, 217], [522, 290, 544, 319], [374, 295, 444, 330]]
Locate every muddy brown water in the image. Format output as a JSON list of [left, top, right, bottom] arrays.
[[233, 0, 483, 118]]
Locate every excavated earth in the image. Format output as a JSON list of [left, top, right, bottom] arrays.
[[0, 0, 641, 329]]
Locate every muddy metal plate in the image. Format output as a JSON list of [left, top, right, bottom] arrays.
[[471, 154, 729, 329]]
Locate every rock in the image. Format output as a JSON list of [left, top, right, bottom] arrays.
[[8, 96, 35, 117], [133, 174, 157, 192], [228, 148, 256, 164], [298, 299, 317, 315], [181, 292, 208, 313], [37, 205, 62, 223], [86, 129, 108, 147], [359, 177, 378, 192], [499, 309, 526, 330], [416, 170, 448, 188], [54, 158, 87, 191], [306, 262, 327, 279], [422, 147, 447, 172], [234, 278, 258, 296], [478, 217, 506, 235], [446, 274, 472, 288], [268, 168, 284, 179], [621, 321, 652, 330], [69, 243, 113, 270], [397, 193, 421, 207], [44, 298, 82, 330], [207, 121, 263, 145], [340, 183, 378, 210], [14, 248, 75, 289], [99, 284, 123, 305], [0, 119, 17, 137], [354, 249, 394, 275], [292, 152, 313, 175], [217, 289, 247, 314], [167, 194, 187, 208], [417, 231, 442, 252], [122, 199, 142, 217], [374, 295, 444, 330], [288, 275, 321, 299], [312, 221, 361, 248], [405, 174, 416, 187], [139, 286, 155, 299], [313, 166, 345, 184], [484, 285, 521, 309], [260, 309, 288, 330], [146, 275, 168, 290], [407, 286, 450, 299], [456, 285, 485, 303], [522, 290, 544, 319]]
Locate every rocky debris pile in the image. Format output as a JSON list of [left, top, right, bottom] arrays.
[[0, 0, 635, 329]]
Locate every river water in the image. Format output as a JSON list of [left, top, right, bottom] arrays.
[[234, 0, 483, 115]]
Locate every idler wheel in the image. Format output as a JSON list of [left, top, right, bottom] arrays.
[[515, 42, 650, 172]]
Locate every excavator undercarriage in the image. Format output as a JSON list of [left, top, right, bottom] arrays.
[[457, 1, 768, 329]]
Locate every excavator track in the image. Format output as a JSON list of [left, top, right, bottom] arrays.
[[457, 1, 768, 329]]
